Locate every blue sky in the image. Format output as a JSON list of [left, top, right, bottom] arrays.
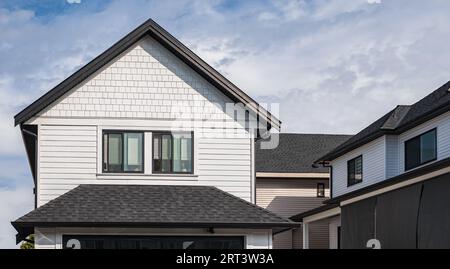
[[2, 0, 450, 248]]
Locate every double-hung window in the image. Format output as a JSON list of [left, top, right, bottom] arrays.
[[405, 128, 437, 171], [103, 131, 144, 173], [153, 132, 193, 173], [347, 155, 363, 186]]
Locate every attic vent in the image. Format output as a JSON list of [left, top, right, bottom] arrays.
[[447, 87, 450, 92]]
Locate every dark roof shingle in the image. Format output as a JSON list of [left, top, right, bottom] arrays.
[[255, 133, 351, 173], [13, 184, 296, 228]]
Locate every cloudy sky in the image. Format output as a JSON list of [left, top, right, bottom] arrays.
[[1, 0, 450, 248]]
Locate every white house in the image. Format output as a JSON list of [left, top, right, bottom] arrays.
[[12, 19, 298, 249], [293, 81, 450, 249]]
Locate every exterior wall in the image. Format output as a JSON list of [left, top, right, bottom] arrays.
[[34, 227, 272, 249], [329, 215, 341, 249], [331, 136, 386, 197], [385, 135, 400, 178], [256, 177, 329, 249], [30, 36, 255, 206], [397, 111, 450, 175], [331, 112, 450, 198]]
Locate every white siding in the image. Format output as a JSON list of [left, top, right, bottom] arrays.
[[397, 111, 450, 175], [35, 227, 272, 249], [385, 135, 400, 179], [33, 36, 255, 206], [329, 216, 341, 249], [331, 136, 386, 197]]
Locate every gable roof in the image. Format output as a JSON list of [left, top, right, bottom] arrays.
[[255, 133, 351, 173], [316, 81, 450, 163], [14, 19, 280, 130], [12, 184, 298, 242]]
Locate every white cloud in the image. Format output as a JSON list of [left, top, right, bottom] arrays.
[[0, 187, 33, 249], [1, 0, 450, 248], [67, 0, 82, 4]]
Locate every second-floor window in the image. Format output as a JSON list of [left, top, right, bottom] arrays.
[[103, 131, 144, 173], [153, 132, 193, 174], [347, 155, 363, 186], [317, 183, 325, 197], [405, 128, 437, 171]]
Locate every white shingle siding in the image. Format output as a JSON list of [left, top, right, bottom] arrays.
[[331, 136, 386, 198], [34, 36, 254, 206], [39, 36, 235, 122]]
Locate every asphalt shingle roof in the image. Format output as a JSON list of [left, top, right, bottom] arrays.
[[317, 81, 450, 162], [255, 133, 352, 173], [13, 184, 295, 228]]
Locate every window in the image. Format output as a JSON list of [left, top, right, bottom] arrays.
[[153, 132, 193, 173], [347, 155, 363, 186], [405, 128, 437, 171], [317, 183, 325, 197], [103, 131, 143, 173]]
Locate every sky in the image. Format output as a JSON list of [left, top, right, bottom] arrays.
[[1, 0, 450, 248]]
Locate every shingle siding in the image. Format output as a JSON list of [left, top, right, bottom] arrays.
[[34, 36, 255, 206], [40, 37, 235, 122]]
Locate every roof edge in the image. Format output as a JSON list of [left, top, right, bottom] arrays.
[[14, 19, 280, 129]]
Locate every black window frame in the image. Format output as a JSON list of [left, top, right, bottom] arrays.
[[102, 130, 145, 174], [404, 128, 437, 171], [317, 183, 325, 198], [347, 155, 363, 187], [152, 131, 194, 174]]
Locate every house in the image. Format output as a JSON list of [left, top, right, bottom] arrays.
[[292, 81, 450, 249], [255, 133, 351, 249], [11, 19, 299, 249]]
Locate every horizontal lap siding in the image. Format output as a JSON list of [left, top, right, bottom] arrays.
[[256, 178, 329, 249], [397, 111, 450, 175], [39, 125, 98, 205], [198, 136, 251, 201], [332, 136, 386, 198]]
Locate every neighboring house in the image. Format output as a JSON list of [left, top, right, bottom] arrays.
[[255, 133, 351, 249], [11, 19, 298, 249], [293, 81, 450, 249]]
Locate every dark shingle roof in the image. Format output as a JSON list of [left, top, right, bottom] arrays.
[[13, 184, 296, 229], [317, 81, 450, 162], [255, 133, 352, 173]]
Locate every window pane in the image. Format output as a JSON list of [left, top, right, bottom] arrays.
[[103, 134, 108, 171], [173, 133, 192, 173], [108, 134, 122, 172], [153, 134, 161, 172], [421, 130, 436, 163], [161, 134, 172, 172], [124, 133, 143, 172], [355, 156, 362, 181], [405, 137, 421, 170], [348, 159, 355, 185]]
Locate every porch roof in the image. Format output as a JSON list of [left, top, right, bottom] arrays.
[[12, 184, 299, 243]]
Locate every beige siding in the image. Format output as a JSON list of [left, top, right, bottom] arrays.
[[256, 178, 330, 249]]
